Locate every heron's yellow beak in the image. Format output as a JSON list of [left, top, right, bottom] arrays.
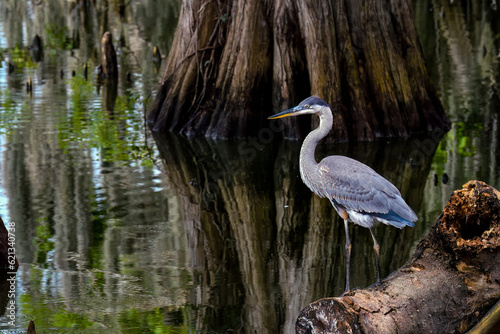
[[268, 106, 304, 119]]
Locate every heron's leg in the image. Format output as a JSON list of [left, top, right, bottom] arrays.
[[342, 219, 351, 295], [369, 227, 381, 284]]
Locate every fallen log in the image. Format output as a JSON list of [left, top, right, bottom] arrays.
[[296, 180, 500, 334]]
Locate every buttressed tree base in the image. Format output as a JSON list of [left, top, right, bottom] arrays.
[[148, 0, 450, 140]]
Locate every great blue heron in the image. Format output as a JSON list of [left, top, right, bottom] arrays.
[[269, 96, 417, 295]]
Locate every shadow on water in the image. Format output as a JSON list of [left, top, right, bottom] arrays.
[[152, 130, 439, 332]]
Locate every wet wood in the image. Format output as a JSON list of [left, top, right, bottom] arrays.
[[296, 180, 500, 334], [467, 300, 500, 334], [153, 46, 162, 74], [148, 0, 449, 140], [102, 79, 118, 113], [27, 320, 36, 334], [101, 31, 118, 78], [99, 31, 118, 112], [31, 34, 43, 63]]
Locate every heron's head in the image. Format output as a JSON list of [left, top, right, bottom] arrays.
[[268, 96, 331, 119]]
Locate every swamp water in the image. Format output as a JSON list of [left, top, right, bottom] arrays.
[[0, 1, 498, 333]]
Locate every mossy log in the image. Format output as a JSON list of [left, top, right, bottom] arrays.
[[296, 180, 500, 334]]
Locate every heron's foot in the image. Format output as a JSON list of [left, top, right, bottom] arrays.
[[372, 279, 384, 289], [340, 288, 355, 297]]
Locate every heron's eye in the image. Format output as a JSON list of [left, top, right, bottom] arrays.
[[304, 104, 310, 108]]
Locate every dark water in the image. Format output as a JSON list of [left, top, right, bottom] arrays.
[[0, 0, 499, 333]]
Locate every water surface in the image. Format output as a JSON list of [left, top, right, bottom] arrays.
[[0, 0, 499, 333]]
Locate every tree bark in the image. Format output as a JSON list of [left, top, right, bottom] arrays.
[[296, 180, 500, 334], [99, 31, 118, 114], [100, 31, 118, 78], [27, 320, 36, 334], [148, 0, 450, 140]]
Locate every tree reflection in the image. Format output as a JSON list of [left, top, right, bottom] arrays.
[[153, 131, 435, 332], [414, 0, 500, 219], [0, 1, 185, 331]]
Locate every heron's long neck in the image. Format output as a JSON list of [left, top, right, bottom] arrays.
[[299, 110, 333, 193]]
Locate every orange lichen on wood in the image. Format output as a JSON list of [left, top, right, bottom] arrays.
[[439, 181, 500, 252]]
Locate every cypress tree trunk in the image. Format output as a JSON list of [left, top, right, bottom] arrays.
[[148, 0, 450, 141]]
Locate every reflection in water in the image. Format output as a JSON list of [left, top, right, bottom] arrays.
[[0, 0, 498, 333], [414, 0, 500, 222], [0, 0, 188, 332], [153, 132, 435, 333]]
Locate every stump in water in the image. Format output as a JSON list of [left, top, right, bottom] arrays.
[[296, 181, 500, 334], [99, 32, 118, 113], [31, 34, 43, 63], [101, 32, 118, 79], [27, 320, 36, 334]]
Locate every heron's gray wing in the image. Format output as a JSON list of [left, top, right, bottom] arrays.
[[318, 156, 401, 215]]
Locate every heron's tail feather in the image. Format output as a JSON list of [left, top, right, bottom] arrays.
[[375, 213, 415, 229], [373, 198, 417, 228], [380, 195, 418, 228]]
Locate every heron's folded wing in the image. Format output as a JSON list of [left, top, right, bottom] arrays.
[[318, 156, 400, 215]]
